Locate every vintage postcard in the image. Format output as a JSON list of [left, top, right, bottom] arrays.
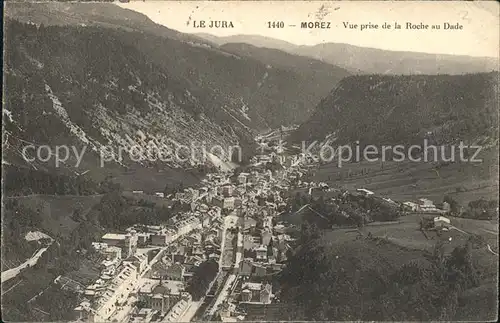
[[2, 0, 499, 322]]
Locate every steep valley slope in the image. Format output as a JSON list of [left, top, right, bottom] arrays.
[[5, 2, 350, 131], [3, 20, 248, 183], [291, 72, 499, 208], [3, 2, 353, 193], [292, 72, 499, 147]]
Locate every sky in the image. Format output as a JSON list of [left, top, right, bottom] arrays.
[[119, 1, 499, 58]]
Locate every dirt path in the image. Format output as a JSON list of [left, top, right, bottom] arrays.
[[486, 244, 499, 256], [450, 225, 498, 256]]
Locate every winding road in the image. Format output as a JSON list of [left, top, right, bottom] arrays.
[[1, 240, 53, 283]]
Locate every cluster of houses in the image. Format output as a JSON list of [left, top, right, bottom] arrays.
[[353, 190, 452, 229], [71, 145, 309, 322], [73, 235, 194, 323], [199, 151, 315, 321], [73, 197, 229, 321], [402, 198, 450, 214], [402, 198, 452, 228], [72, 136, 458, 322]]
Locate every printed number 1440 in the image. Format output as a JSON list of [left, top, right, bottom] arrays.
[[268, 21, 284, 28]]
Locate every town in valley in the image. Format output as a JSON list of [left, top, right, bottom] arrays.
[[1, 1, 498, 322]]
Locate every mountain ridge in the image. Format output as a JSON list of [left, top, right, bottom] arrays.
[[3, 20, 250, 183], [3, 2, 352, 188], [291, 72, 500, 147], [197, 33, 498, 75], [4, 2, 350, 132]]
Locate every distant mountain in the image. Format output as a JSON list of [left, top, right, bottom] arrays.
[[291, 72, 499, 146], [293, 43, 498, 75], [219, 42, 351, 120], [197, 33, 300, 53], [197, 33, 498, 75], [220, 43, 349, 80]]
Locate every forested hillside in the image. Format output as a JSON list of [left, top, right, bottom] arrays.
[[4, 20, 253, 171], [292, 72, 499, 146], [277, 223, 497, 321], [4, 2, 348, 130], [3, 165, 101, 197]]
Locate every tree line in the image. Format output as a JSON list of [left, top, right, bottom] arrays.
[[444, 195, 498, 220]]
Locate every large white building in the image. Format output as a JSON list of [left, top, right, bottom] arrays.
[[403, 201, 419, 212], [356, 188, 375, 196], [434, 216, 451, 228], [417, 198, 435, 211], [101, 232, 138, 258]]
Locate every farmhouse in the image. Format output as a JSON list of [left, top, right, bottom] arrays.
[[403, 201, 419, 212], [433, 216, 451, 228], [356, 188, 375, 196], [417, 198, 435, 211], [441, 201, 451, 213]]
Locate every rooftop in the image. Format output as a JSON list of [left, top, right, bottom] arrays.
[[102, 233, 127, 241], [242, 282, 262, 291], [356, 188, 374, 195], [139, 278, 184, 295]]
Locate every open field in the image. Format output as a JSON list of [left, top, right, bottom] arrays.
[[122, 190, 174, 208], [323, 214, 498, 282], [449, 216, 499, 245], [111, 166, 204, 192], [321, 232, 432, 269], [312, 147, 498, 205], [325, 215, 497, 251]]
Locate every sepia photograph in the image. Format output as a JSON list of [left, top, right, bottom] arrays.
[[1, 0, 499, 322]]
